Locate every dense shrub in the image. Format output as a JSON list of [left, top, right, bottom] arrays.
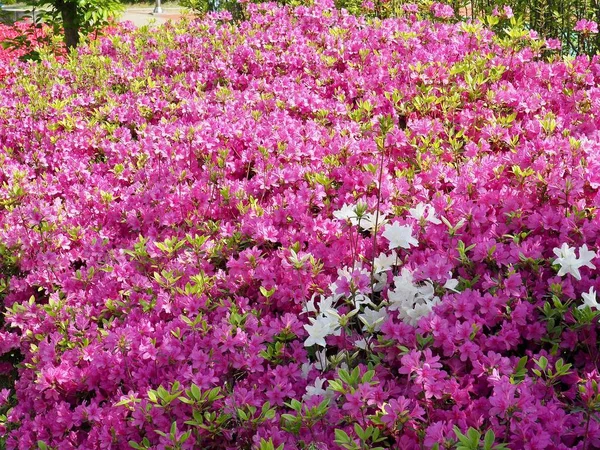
[[0, 2, 599, 449], [181, 0, 600, 55], [0, 22, 46, 68]]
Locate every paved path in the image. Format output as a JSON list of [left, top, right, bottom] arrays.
[[119, 6, 191, 27]]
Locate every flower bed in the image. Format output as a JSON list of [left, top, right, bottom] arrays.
[[0, 2, 599, 449]]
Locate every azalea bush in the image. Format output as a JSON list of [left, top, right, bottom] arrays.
[[0, 2, 600, 449], [180, 0, 600, 55], [0, 22, 47, 67]]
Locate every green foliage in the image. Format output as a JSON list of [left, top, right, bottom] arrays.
[[8, 0, 123, 51], [472, 0, 600, 55], [453, 427, 509, 450], [327, 368, 376, 395], [281, 398, 330, 435], [258, 438, 285, 450], [532, 356, 573, 386], [334, 424, 387, 450]]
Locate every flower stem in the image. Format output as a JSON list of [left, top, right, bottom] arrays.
[[370, 130, 387, 300]]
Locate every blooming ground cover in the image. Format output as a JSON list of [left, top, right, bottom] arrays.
[[0, 2, 600, 449]]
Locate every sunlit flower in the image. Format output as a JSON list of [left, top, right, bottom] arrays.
[[303, 315, 335, 347], [575, 19, 599, 34], [382, 223, 418, 250], [333, 203, 359, 223]]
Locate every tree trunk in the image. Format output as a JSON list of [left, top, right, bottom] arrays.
[[58, 0, 79, 49]]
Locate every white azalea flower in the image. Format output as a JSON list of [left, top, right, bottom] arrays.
[[314, 349, 328, 371], [443, 273, 459, 292], [578, 287, 600, 311], [553, 243, 597, 280], [317, 295, 337, 315], [333, 203, 359, 223], [404, 303, 433, 325], [400, 296, 441, 327], [409, 202, 442, 225], [386, 268, 440, 326], [303, 377, 334, 400], [372, 272, 387, 293], [388, 268, 419, 310], [359, 307, 387, 332], [578, 244, 597, 270], [417, 281, 436, 301], [382, 222, 418, 250], [304, 315, 335, 347], [373, 251, 398, 274], [553, 243, 581, 279], [300, 362, 313, 379], [353, 292, 376, 309], [358, 212, 388, 232], [322, 310, 342, 335], [408, 203, 427, 220], [302, 295, 317, 315], [354, 338, 368, 350]]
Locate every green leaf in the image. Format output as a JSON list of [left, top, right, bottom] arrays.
[[280, 413, 297, 423], [287, 398, 302, 412], [354, 423, 365, 440], [334, 428, 351, 444], [328, 379, 344, 393], [467, 427, 481, 443], [147, 390, 158, 403], [190, 384, 201, 401], [483, 429, 495, 450], [361, 370, 375, 384], [535, 356, 548, 371]]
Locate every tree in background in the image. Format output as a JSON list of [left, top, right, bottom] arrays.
[[19, 0, 122, 49]]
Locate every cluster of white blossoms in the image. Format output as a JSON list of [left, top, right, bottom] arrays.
[[332, 203, 388, 233], [552, 243, 599, 311], [387, 268, 442, 326], [303, 262, 389, 348], [552, 243, 596, 281], [302, 294, 343, 347], [306, 202, 600, 352], [303, 202, 451, 348]]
